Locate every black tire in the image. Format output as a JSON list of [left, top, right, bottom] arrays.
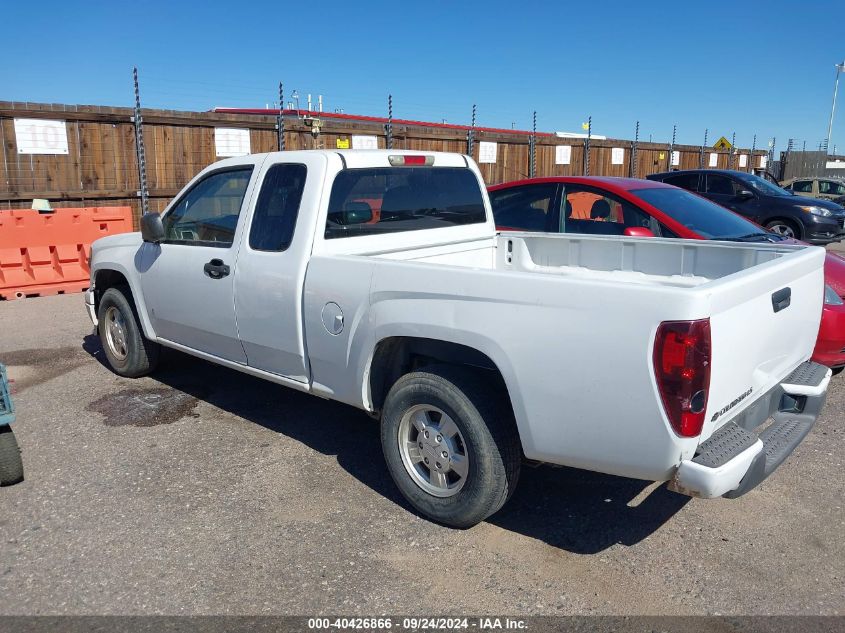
[[832, 367, 843, 376], [0, 426, 23, 486], [380, 364, 521, 528], [97, 285, 160, 378], [764, 218, 802, 240]]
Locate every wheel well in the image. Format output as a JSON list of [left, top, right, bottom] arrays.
[[369, 337, 510, 412], [93, 269, 130, 312]]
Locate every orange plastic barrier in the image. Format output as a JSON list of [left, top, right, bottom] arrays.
[[0, 207, 133, 300]]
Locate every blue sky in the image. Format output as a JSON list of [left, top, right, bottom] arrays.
[[3, 0, 844, 153]]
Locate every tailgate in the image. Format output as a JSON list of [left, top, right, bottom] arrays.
[[701, 244, 826, 441]]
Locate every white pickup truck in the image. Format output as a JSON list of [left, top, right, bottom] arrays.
[[85, 150, 831, 527]]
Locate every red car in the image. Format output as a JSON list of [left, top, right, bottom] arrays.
[[488, 177, 845, 372]]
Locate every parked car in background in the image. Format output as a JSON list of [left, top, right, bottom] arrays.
[[781, 177, 845, 207], [488, 176, 845, 373], [645, 169, 845, 244]]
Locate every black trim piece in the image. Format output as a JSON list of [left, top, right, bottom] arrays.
[[336, 152, 347, 169]]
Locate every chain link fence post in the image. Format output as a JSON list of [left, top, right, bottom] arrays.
[[584, 116, 592, 176], [466, 104, 476, 156], [699, 128, 708, 168], [751, 134, 757, 171], [669, 124, 677, 170], [132, 67, 149, 216], [631, 121, 639, 177], [277, 82, 285, 151], [385, 94, 393, 150], [730, 131, 736, 169], [529, 111, 536, 178]]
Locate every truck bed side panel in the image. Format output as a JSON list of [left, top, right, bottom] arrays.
[[305, 255, 704, 481]]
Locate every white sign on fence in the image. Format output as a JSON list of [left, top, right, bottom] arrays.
[[759, 155, 768, 168], [671, 151, 680, 166], [14, 118, 69, 155], [826, 160, 845, 169], [611, 147, 625, 165], [214, 128, 251, 157], [708, 152, 718, 167], [555, 145, 572, 165], [351, 135, 379, 150], [739, 154, 748, 167], [478, 141, 498, 164]]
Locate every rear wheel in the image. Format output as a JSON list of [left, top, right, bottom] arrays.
[[765, 218, 802, 240], [98, 286, 160, 378], [380, 365, 521, 528], [0, 426, 23, 486]]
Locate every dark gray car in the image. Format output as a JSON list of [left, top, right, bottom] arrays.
[[646, 169, 845, 244]]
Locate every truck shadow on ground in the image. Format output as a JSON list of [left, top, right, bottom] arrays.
[[82, 335, 690, 554]]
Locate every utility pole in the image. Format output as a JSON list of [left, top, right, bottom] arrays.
[[826, 61, 845, 154]]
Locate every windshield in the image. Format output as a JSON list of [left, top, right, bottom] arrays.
[[631, 187, 780, 240], [734, 172, 792, 197]]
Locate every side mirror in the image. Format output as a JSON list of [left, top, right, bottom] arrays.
[[736, 189, 754, 199], [623, 226, 655, 238], [140, 213, 165, 243]]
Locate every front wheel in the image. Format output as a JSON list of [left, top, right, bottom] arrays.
[[380, 365, 521, 528], [765, 219, 802, 240], [0, 426, 23, 486], [98, 286, 160, 378]]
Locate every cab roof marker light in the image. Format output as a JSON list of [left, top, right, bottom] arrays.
[[388, 155, 434, 166]]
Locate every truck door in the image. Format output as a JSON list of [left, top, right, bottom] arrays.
[[233, 154, 326, 382], [136, 166, 257, 363]]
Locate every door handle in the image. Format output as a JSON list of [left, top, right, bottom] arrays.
[[203, 258, 230, 279]]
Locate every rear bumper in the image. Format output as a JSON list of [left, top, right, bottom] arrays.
[[84, 288, 97, 327], [669, 361, 830, 498]]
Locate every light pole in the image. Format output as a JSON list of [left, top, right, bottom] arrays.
[[826, 61, 845, 153]]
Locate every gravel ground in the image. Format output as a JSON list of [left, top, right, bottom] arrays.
[[0, 292, 842, 616]]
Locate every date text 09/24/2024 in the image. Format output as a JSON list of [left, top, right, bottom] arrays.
[[307, 618, 528, 630]]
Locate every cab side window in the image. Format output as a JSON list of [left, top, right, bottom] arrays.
[[489, 184, 558, 231], [249, 164, 307, 251], [162, 168, 253, 247], [792, 180, 813, 194]]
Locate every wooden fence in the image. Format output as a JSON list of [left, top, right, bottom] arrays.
[[0, 101, 769, 226]]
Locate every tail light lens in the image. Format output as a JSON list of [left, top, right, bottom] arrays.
[[653, 319, 711, 437]]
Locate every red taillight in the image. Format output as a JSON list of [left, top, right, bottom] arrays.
[[653, 319, 711, 437]]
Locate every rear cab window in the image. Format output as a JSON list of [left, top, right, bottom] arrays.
[[325, 167, 486, 239]]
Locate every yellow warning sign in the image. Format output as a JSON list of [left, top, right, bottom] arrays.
[[659, 152, 665, 160], [336, 138, 350, 149], [713, 136, 732, 150]]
